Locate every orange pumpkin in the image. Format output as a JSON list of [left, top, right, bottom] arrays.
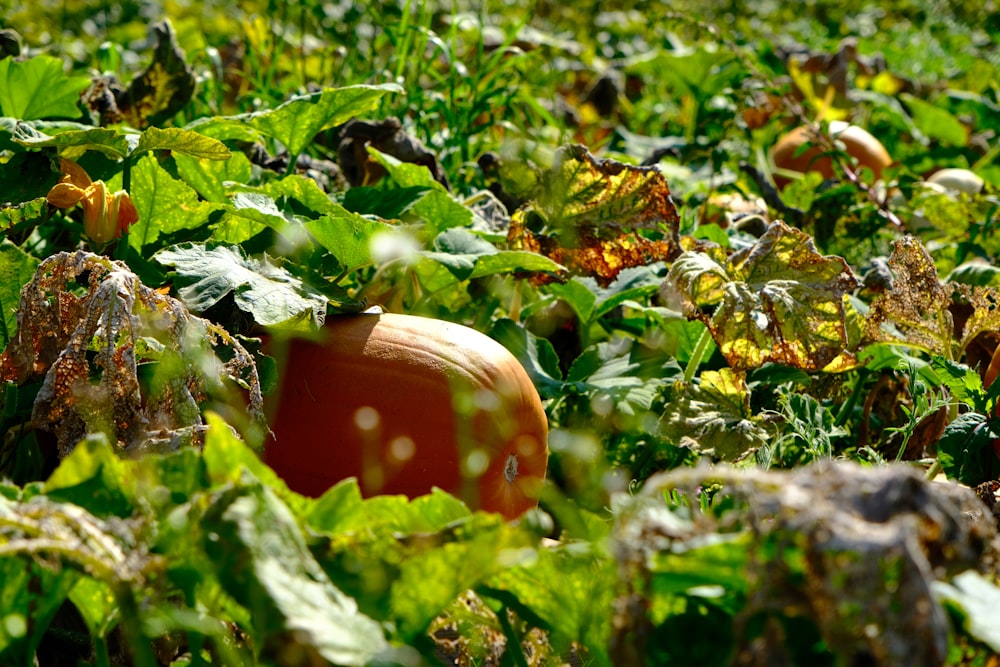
[[771, 121, 892, 188], [263, 312, 549, 519]]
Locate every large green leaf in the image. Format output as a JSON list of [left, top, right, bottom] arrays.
[[154, 243, 327, 329], [228, 84, 402, 157], [0, 55, 90, 121], [174, 151, 253, 203], [663, 221, 860, 372], [209, 192, 287, 244], [304, 206, 393, 272], [128, 154, 217, 252], [422, 228, 563, 281]]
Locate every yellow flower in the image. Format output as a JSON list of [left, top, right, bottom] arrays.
[[47, 159, 139, 246]]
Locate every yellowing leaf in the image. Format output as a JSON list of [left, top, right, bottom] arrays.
[[506, 144, 681, 285], [659, 369, 767, 461], [662, 221, 860, 371]]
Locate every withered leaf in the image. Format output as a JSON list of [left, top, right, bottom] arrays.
[[662, 221, 860, 372], [863, 236, 954, 357], [0, 251, 265, 458], [118, 20, 196, 128], [505, 144, 680, 286], [658, 368, 767, 461]]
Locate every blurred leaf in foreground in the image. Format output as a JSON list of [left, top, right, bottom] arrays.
[[506, 144, 680, 286], [662, 221, 860, 372]]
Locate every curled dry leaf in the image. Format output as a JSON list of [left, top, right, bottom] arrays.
[[0, 251, 265, 457], [505, 144, 681, 286]]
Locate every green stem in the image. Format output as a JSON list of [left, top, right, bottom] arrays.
[[684, 325, 713, 384], [834, 368, 868, 427]]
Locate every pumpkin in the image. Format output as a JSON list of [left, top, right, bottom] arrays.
[[771, 120, 892, 188], [263, 312, 549, 519]]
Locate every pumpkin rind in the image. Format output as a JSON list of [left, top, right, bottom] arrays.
[[771, 121, 892, 188], [263, 312, 548, 519]]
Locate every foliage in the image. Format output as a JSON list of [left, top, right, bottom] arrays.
[[0, 0, 999, 663]]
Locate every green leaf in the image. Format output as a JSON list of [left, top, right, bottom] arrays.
[[43, 435, 133, 518], [370, 150, 473, 234], [11, 124, 129, 159], [901, 93, 967, 146], [202, 478, 389, 665], [134, 126, 231, 160], [489, 318, 565, 398], [482, 544, 615, 663], [934, 571, 1000, 653], [0, 556, 78, 662], [68, 577, 119, 639], [390, 514, 537, 641], [663, 221, 860, 372], [0, 198, 47, 233], [305, 206, 393, 271], [936, 412, 997, 486], [154, 243, 328, 328], [259, 175, 339, 216], [234, 84, 402, 157], [0, 240, 40, 346], [0, 55, 90, 120], [209, 192, 286, 244], [202, 413, 310, 515], [549, 279, 597, 324], [129, 154, 217, 252], [659, 369, 768, 461], [174, 151, 253, 203]]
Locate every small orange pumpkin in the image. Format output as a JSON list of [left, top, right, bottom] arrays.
[[771, 121, 892, 188], [263, 312, 549, 519]]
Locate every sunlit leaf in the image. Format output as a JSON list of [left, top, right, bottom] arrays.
[[0, 240, 40, 346], [505, 144, 680, 286], [663, 221, 860, 371], [935, 571, 1000, 653], [128, 154, 217, 252], [659, 368, 767, 461], [0, 198, 46, 233], [482, 543, 615, 663], [0, 55, 90, 120], [305, 206, 393, 272], [12, 125, 129, 159], [390, 514, 536, 641], [423, 228, 563, 281], [237, 84, 402, 157], [154, 242, 327, 328], [134, 127, 230, 160], [370, 149, 472, 235], [901, 93, 967, 146], [174, 151, 253, 203]]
